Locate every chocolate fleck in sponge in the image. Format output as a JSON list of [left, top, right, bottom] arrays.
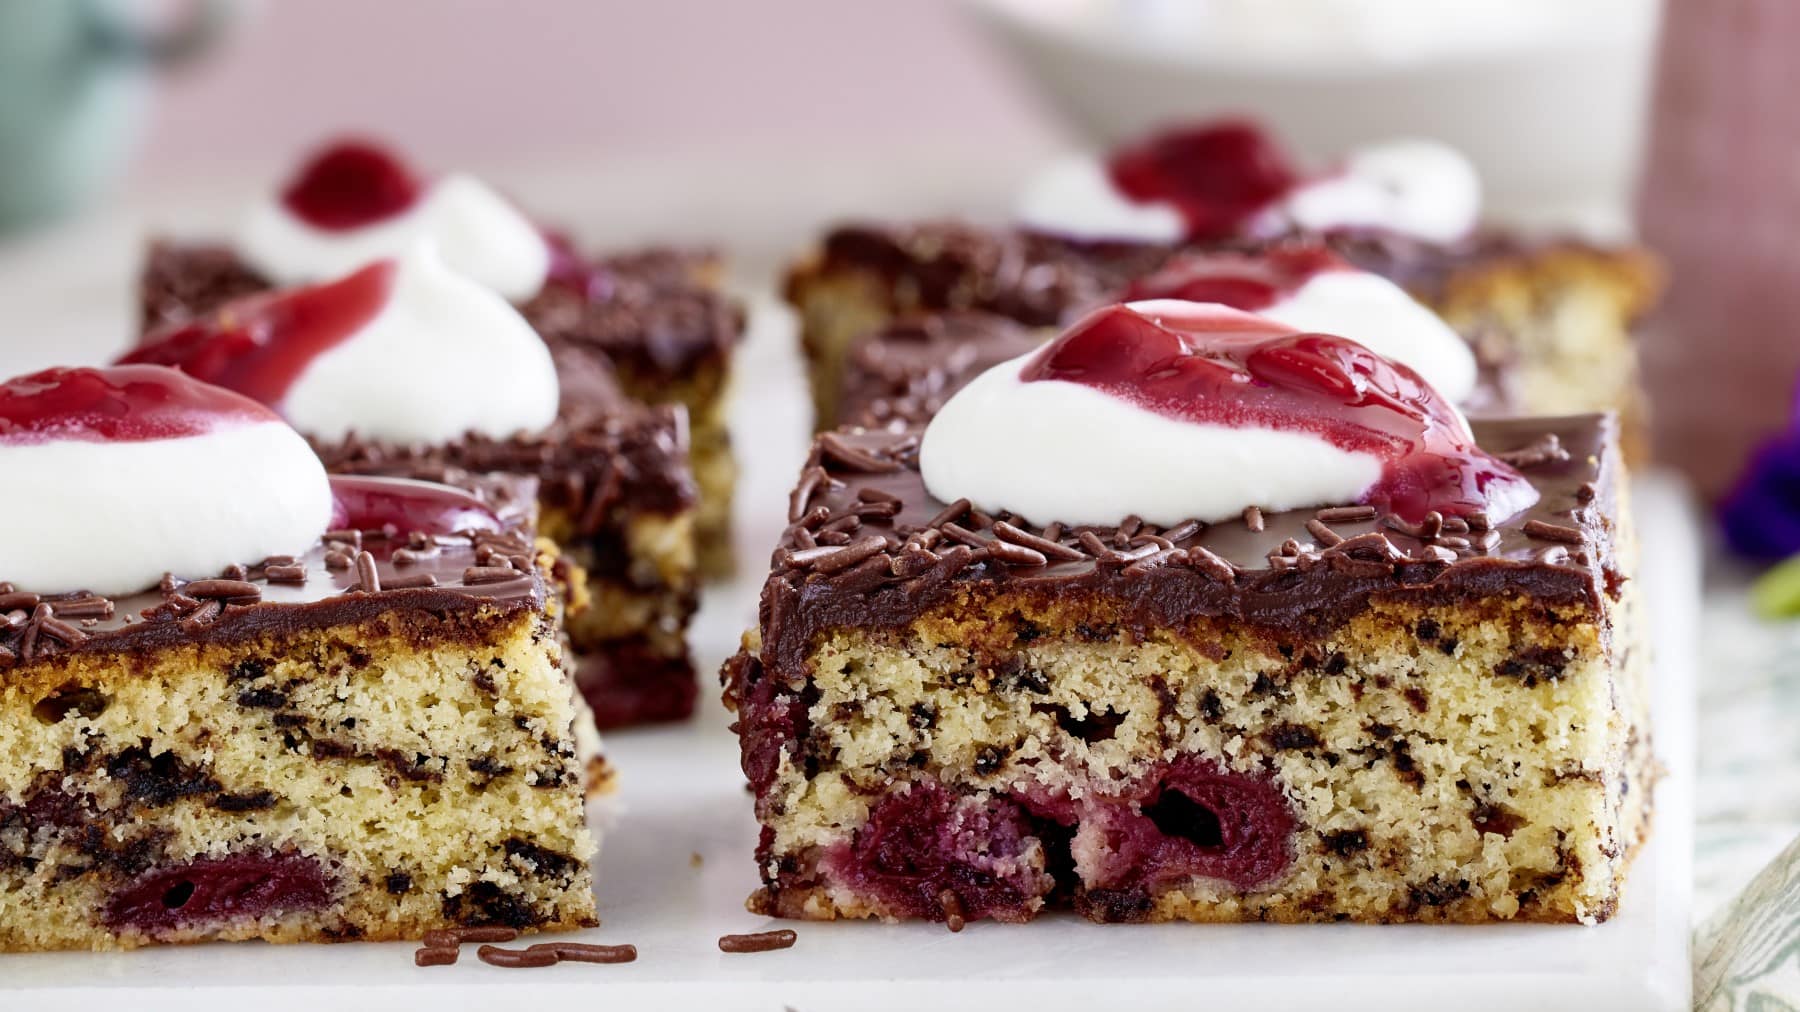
[[0, 478, 596, 951], [723, 416, 1650, 925]]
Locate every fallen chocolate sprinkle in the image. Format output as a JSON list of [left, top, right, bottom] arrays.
[[1243, 506, 1265, 532], [476, 944, 559, 969], [265, 564, 307, 584], [414, 946, 458, 967], [383, 573, 439, 590], [529, 942, 638, 964], [462, 565, 520, 585], [1315, 505, 1378, 523], [353, 551, 381, 594], [324, 550, 353, 571], [718, 929, 797, 954], [1522, 519, 1584, 544]]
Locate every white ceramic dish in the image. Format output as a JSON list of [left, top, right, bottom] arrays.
[[963, 0, 1662, 231], [2, 289, 1697, 1011]]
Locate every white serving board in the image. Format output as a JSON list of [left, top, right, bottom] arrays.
[[0, 288, 1698, 1011]]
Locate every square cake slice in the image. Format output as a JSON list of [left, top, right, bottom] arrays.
[[724, 416, 1649, 926], [0, 474, 597, 951], [125, 255, 704, 728], [787, 221, 1659, 446], [136, 137, 744, 575], [308, 347, 702, 729]]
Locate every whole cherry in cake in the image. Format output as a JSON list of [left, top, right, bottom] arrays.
[[126, 249, 704, 728], [726, 301, 1647, 927], [0, 365, 598, 951]]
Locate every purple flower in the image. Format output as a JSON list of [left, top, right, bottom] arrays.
[[1720, 423, 1800, 560]]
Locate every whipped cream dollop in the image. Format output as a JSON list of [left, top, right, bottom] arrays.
[[1016, 119, 1481, 246], [1121, 246, 1478, 401], [123, 244, 561, 445], [919, 300, 1532, 528], [238, 139, 553, 302], [0, 365, 332, 595]]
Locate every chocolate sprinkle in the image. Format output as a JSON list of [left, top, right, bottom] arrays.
[[1496, 433, 1571, 469], [532, 942, 638, 964], [718, 929, 797, 954], [476, 944, 559, 969], [353, 551, 381, 594], [1523, 519, 1585, 544], [1243, 506, 1265, 532], [1304, 519, 1345, 547], [1315, 505, 1378, 523], [183, 579, 262, 604], [414, 946, 458, 967], [993, 521, 1086, 562]]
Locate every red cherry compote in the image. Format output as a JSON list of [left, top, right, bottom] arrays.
[[280, 138, 425, 231], [1106, 119, 1302, 241], [121, 260, 396, 407], [1022, 302, 1536, 522], [0, 365, 280, 446], [1121, 243, 1347, 310], [328, 475, 502, 537]]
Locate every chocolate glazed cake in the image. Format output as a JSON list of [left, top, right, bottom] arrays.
[[723, 419, 1650, 926], [309, 348, 702, 729], [0, 478, 597, 951], [787, 223, 1659, 457]]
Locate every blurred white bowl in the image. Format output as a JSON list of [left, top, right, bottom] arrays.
[[965, 0, 1662, 231]]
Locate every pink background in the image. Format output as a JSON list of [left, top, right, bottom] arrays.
[[139, 0, 1058, 182]]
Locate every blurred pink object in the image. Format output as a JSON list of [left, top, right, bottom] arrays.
[[1638, 0, 1800, 499]]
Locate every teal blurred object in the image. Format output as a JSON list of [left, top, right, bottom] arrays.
[[0, 0, 229, 234]]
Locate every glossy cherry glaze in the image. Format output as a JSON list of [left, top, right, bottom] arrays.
[[0, 365, 280, 445], [121, 261, 397, 406], [328, 475, 502, 537], [1120, 244, 1347, 310], [280, 139, 425, 230], [1106, 119, 1301, 241], [1022, 302, 1536, 522]]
